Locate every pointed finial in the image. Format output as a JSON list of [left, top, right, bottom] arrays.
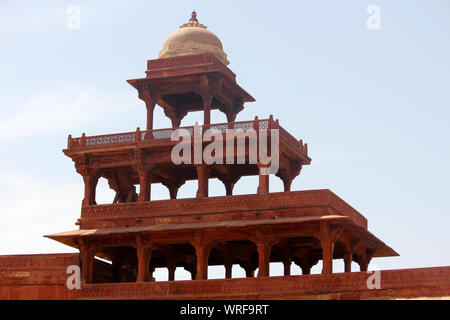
[[190, 10, 198, 22], [180, 10, 206, 29]]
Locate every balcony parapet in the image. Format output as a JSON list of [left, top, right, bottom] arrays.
[[80, 189, 368, 229], [79, 266, 450, 300], [65, 118, 309, 160]]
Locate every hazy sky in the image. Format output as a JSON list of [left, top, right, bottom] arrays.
[[0, 0, 449, 278]]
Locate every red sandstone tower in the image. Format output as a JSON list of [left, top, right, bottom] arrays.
[[2, 12, 450, 301], [45, 12, 398, 287]]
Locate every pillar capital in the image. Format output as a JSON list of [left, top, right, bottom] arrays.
[[353, 245, 375, 272], [249, 230, 277, 278], [313, 222, 344, 243], [249, 229, 277, 247], [292, 255, 319, 275], [161, 177, 185, 200], [164, 108, 187, 128], [134, 160, 155, 202], [313, 222, 344, 274], [77, 165, 100, 207]]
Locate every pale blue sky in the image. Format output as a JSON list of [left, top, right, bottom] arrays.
[[0, 0, 449, 278]]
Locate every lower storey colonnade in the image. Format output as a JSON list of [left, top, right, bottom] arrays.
[[77, 224, 375, 284]]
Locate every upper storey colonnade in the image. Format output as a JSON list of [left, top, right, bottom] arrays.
[[65, 116, 310, 207]]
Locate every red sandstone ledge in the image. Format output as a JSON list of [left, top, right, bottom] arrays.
[[79, 189, 368, 229], [78, 266, 450, 300], [1, 255, 449, 300]]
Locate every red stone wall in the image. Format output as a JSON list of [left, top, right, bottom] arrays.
[[1, 254, 449, 300], [0, 253, 80, 300], [79, 266, 450, 300]]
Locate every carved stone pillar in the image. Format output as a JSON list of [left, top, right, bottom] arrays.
[[224, 262, 233, 279], [340, 235, 358, 273], [135, 152, 152, 202], [79, 240, 95, 283], [145, 99, 156, 131], [218, 173, 241, 197], [137, 84, 159, 132], [321, 240, 334, 274], [344, 252, 352, 273], [191, 232, 214, 280], [219, 249, 234, 279], [276, 161, 302, 192], [300, 261, 312, 275], [82, 173, 99, 207], [224, 181, 233, 196], [238, 261, 256, 278], [245, 266, 255, 278], [164, 109, 187, 128], [313, 222, 343, 274], [138, 174, 150, 202], [250, 231, 275, 278], [283, 259, 292, 276], [202, 94, 213, 126], [354, 247, 374, 272], [257, 163, 270, 195], [135, 235, 154, 282], [278, 240, 291, 276], [168, 263, 176, 281], [195, 247, 209, 280], [256, 242, 271, 277], [136, 246, 153, 282], [226, 109, 237, 123], [196, 165, 210, 198], [138, 170, 151, 202]]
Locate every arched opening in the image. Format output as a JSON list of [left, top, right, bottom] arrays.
[[89, 251, 113, 283], [179, 108, 204, 127], [173, 243, 197, 280], [231, 264, 246, 278], [150, 183, 171, 201], [232, 175, 258, 196], [175, 267, 192, 281], [98, 246, 138, 283], [269, 174, 284, 193], [221, 240, 258, 278], [177, 180, 198, 199], [149, 248, 168, 281], [268, 263, 284, 277], [95, 177, 116, 204], [208, 178, 225, 197], [208, 247, 226, 279], [271, 236, 322, 276], [149, 243, 197, 281]]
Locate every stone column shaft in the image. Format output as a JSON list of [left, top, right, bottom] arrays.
[[196, 165, 209, 198], [136, 245, 153, 282]]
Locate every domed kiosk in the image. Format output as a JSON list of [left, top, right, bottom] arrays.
[[158, 11, 229, 65]]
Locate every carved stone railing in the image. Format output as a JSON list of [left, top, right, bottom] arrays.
[[79, 266, 450, 300], [81, 189, 368, 229], [66, 118, 308, 158]]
